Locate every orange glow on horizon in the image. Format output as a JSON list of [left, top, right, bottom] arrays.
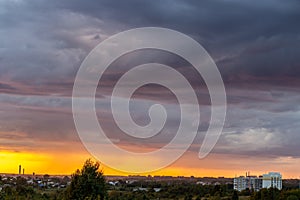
[[0, 151, 49, 174], [0, 150, 298, 179], [0, 150, 89, 175]]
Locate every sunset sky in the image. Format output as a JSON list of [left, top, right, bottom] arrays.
[[0, 0, 300, 178]]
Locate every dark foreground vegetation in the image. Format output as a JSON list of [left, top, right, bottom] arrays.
[[0, 160, 299, 199]]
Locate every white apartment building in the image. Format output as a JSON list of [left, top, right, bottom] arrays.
[[234, 172, 282, 191], [234, 176, 247, 192], [262, 172, 282, 190], [234, 175, 262, 192]]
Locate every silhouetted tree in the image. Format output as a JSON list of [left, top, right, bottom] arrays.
[[65, 159, 107, 200], [231, 190, 239, 200]]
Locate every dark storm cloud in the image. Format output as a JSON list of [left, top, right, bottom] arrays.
[[36, 0, 300, 80], [0, 0, 299, 161], [1, 0, 300, 92]]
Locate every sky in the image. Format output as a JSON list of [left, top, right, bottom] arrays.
[[0, 0, 300, 178]]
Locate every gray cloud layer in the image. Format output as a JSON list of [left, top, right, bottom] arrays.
[[0, 0, 299, 162]]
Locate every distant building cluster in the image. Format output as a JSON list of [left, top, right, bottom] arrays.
[[234, 172, 282, 192], [0, 174, 70, 191]]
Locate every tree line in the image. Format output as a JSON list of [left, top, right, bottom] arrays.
[[0, 159, 299, 200]]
